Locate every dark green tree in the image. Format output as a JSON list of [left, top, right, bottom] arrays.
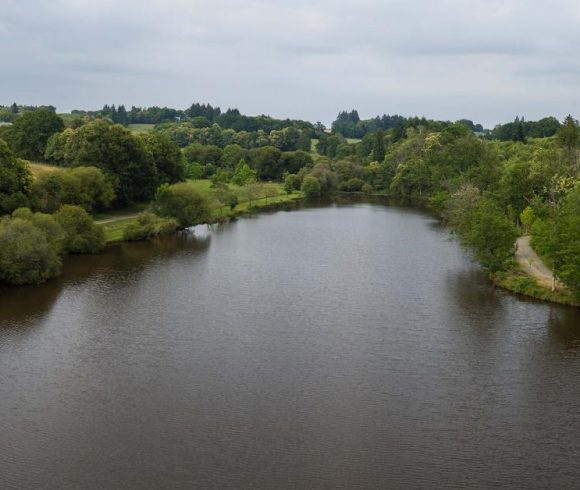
[[153, 183, 210, 227], [117, 105, 129, 126], [9, 108, 65, 160], [301, 176, 321, 197], [0, 139, 31, 215], [140, 132, 186, 185], [247, 146, 282, 180], [54, 205, 105, 254], [512, 117, 527, 143], [372, 130, 386, 162], [66, 121, 158, 204], [0, 215, 63, 285]]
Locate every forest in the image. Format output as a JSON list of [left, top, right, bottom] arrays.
[[0, 103, 578, 304]]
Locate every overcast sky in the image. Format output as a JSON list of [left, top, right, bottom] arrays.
[[1, 0, 579, 126]]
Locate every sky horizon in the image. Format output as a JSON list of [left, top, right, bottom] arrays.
[[2, 0, 580, 127]]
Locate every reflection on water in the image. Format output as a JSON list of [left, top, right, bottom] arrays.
[[0, 202, 579, 490], [0, 230, 211, 327], [547, 308, 580, 349]]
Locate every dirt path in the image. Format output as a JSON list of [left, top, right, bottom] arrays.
[[95, 213, 140, 225], [515, 236, 558, 290]]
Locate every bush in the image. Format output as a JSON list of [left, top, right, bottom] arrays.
[[231, 161, 256, 186], [339, 178, 365, 192], [12, 207, 66, 253], [54, 205, 105, 253], [123, 211, 179, 241], [301, 176, 321, 198], [9, 108, 64, 161], [0, 214, 62, 285], [187, 163, 204, 180], [153, 183, 210, 227], [284, 174, 301, 193]]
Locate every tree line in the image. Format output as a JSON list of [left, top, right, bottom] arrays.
[[290, 117, 579, 296], [330, 109, 484, 139], [69, 102, 316, 134], [1, 105, 578, 296]]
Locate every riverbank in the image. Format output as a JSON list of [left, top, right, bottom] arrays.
[[97, 180, 304, 243], [367, 192, 579, 307], [491, 236, 579, 307], [492, 269, 580, 307]]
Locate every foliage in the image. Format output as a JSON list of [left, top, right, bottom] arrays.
[[520, 206, 535, 233], [231, 161, 257, 186], [0, 139, 31, 215], [446, 186, 520, 272], [187, 163, 204, 180], [54, 205, 105, 254], [339, 178, 365, 192], [45, 121, 158, 205], [11, 207, 66, 253], [372, 130, 386, 162], [7, 108, 64, 161], [30, 166, 114, 213], [466, 199, 518, 272], [221, 144, 246, 169], [532, 182, 580, 292], [489, 116, 561, 140], [284, 174, 301, 193], [301, 176, 321, 198], [247, 146, 283, 180], [0, 211, 63, 285], [153, 183, 211, 227], [212, 185, 238, 210], [123, 211, 179, 241], [140, 132, 186, 184], [304, 162, 338, 195], [279, 150, 313, 174]]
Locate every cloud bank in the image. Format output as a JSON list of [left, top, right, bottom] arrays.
[[1, 0, 579, 126]]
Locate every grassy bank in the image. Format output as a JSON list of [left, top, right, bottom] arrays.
[[26, 161, 62, 178], [99, 179, 303, 243], [493, 268, 580, 307], [127, 123, 155, 134]]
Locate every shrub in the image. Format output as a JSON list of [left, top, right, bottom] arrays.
[[301, 176, 321, 198], [0, 215, 62, 285], [123, 211, 179, 241], [284, 174, 301, 193], [54, 205, 105, 253], [339, 178, 365, 192], [153, 183, 210, 227]]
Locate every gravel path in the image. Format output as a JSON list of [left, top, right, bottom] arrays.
[[515, 235, 557, 289]]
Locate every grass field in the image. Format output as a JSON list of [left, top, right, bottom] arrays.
[[493, 268, 580, 307], [99, 180, 303, 243], [25, 161, 62, 179], [128, 124, 155, 134], [310, 138, 323, 161]]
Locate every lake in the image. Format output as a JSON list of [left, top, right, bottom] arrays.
[[1, 201, 580, 489]]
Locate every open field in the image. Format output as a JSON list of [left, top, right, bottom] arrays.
[[25, 161, 62, 179], [128, 124, 155, 134], [310, 138, 323, 161]]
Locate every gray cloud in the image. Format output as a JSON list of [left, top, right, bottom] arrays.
[[1, 0, 580, 126]]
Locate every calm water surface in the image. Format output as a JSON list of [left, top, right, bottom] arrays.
[[1, 202, 580, 489]]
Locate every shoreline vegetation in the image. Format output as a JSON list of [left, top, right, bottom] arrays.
[[0, 103, 578, 307], [97, 180, 304, 243]]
